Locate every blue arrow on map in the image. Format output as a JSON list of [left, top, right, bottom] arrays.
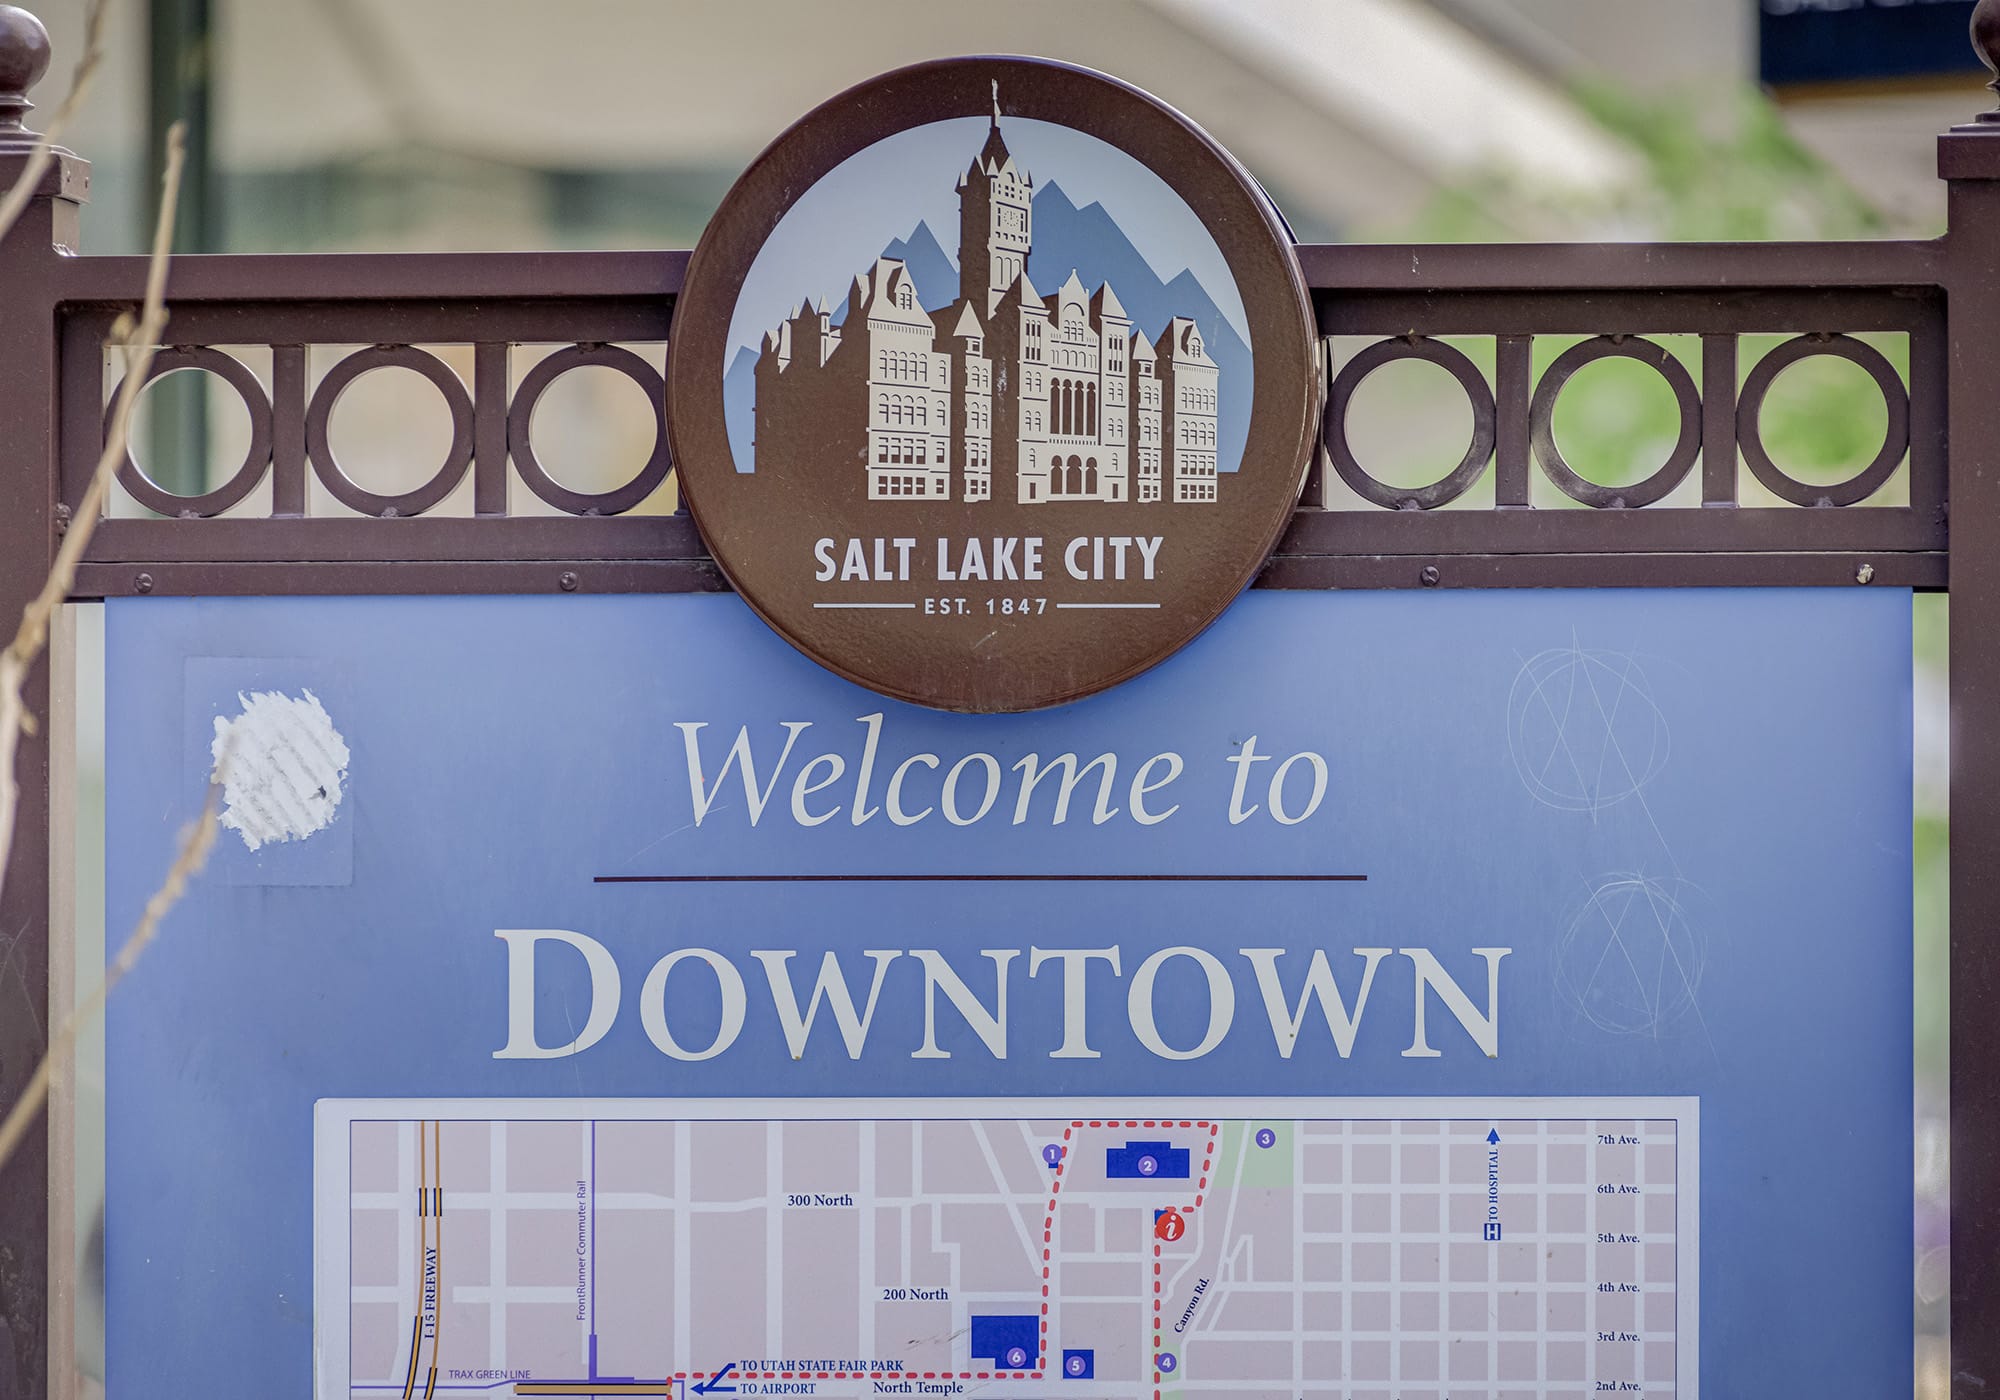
[[1487, 1129, 1501, 1145], [693, 1363, 739, 1395]]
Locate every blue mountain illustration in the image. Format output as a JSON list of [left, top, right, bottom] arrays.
[[723, 344, 759, 472], [722, 221, 961, 471], [881, 220, 960, 316], [723, 180, 1252, 474], [1029, 181, 1251, 473]]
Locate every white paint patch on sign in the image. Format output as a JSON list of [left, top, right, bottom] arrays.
[[210, 689, 351, 851]]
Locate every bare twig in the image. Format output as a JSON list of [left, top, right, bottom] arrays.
[[0, 0, 109, 249], [0, 121, 189, 1174], [0, 121, 184, 894], [0, 777, 219, 1172]]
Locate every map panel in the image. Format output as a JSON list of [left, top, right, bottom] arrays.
[[315, 1097, 1698, 1400]]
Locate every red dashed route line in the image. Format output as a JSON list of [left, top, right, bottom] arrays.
[[1039, 1118, 1221, 1399], [1039, 1121, 1076, 1376], [665, 1373, 1025, 1382], [653, 1118, 1222, 1391], [1152, 1238, 1165, 1398], [664, 1373, 1026, 1382]]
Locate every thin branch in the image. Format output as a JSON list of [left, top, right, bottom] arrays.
[[0, 777, 220, 1172], [0, 0, 109, 249], [0, 121, 189, 1175], [0, 121, 184, 895], [13, 122, 184, 662]]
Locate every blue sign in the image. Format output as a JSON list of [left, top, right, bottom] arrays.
[[102, 589, 1912, 1398], [1761, 0, 1982, 88]]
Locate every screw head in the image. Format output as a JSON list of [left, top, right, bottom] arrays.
[[1420, 565, 1442, 587], [1855, 563, 1876, 585], [558, 570, 580, 592], [133, 572, 154, 594]]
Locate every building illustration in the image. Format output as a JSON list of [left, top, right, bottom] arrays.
[[753, 89, 1223, 506]]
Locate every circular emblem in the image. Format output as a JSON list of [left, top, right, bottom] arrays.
[[668, 57, 1319, 712]]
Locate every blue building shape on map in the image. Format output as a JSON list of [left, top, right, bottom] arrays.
[[970, 1315, 1040, 1369], [1106, 1140, 1190, 1179], [1061, 1348, 1095, 1379]]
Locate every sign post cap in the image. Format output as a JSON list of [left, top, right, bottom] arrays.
[[0, 4, 51, 147], [1973, 0, 2000, 124]]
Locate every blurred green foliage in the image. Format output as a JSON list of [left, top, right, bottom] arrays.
[[1370, 81, 1948, 1099], [1571, 82, 1887, 243], [1406, 83, 1886, 244]]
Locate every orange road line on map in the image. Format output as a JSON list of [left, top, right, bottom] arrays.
[[400, 1315, 421, 1400], [407, 1120, 445, 1400], [426, 1120, 444, 1400], [404, 1120, 428, 1400]]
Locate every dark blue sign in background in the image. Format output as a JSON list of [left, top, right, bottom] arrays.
[[104, 590, 1912, 1395], [1761, 0, 1982, 88]]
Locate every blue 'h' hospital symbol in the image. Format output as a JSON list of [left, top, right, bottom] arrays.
[[1484, 1221, 1503, 1242]]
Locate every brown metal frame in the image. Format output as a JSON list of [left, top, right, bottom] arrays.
[[2, 5, 1999, 1395]]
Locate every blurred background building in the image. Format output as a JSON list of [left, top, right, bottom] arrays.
[[23, 0, 1976, 1394], [31, 0, 1988, 258]]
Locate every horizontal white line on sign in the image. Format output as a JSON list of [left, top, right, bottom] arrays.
[[1056, 602, 1162, 610], [812, 602, 918, 609]]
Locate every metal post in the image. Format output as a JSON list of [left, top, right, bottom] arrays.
[[144, 0, 211, 496], [0, 10, 86, 1398], [1944, 3, 2000, 1393]]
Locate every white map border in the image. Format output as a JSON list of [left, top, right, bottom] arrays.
[[312, 1095, 1700, 1398]]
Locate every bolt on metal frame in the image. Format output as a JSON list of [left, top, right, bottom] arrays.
[[3, 3, 2000, 1395]]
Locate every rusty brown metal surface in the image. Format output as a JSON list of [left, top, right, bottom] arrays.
[[27, 263, 1953, 595], [1944, 5, 2000, 1389], [0, 8, 76, 1396]]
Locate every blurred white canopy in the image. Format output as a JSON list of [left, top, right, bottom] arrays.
[[42, 0, 1636, 239], [27, 0, 1970, 246]]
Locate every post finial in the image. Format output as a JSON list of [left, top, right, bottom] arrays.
[[992, 78, 1000, 127], [0, 4, 51, 144], [1975, 0, 2000, 122]]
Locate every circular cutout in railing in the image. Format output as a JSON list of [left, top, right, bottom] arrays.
[[307, 347, 473, 517], [1329, 337, 1495, 510], [509, 345, 670, 516], [1533, 337, 1700, 509], [1738, 334, 1908, 507], [115, 349, 270, 518]]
